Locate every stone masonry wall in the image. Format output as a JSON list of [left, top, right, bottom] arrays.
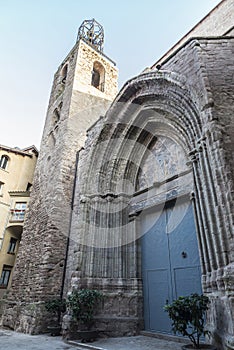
[[153, 0, 234, 66]]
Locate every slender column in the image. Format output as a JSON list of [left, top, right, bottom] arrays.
[[197, 141, 223, 268], [190, 191, 205, 275], [201, 139, 229, 266], [206, 126, 233, 256], [128, 214, 139, 279], [190, 150, 212, 273], [100, 198, 106, 277]]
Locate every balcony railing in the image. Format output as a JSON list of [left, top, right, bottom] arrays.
[[9, 209, 26, 222]]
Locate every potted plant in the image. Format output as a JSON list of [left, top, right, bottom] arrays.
[[45, 298, 66, 336], [164, 293, 217, 349], [66, 288, 103, 342]]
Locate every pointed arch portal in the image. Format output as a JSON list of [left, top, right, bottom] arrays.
[[70, 69, 232, 341]]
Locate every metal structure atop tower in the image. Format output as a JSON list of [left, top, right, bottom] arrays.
[[77, 18, 104, 52]]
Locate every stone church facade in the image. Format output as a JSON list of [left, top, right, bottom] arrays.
[[1, 1, 234, 349]]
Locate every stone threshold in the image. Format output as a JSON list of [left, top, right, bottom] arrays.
[[66, 339, 106, 350]]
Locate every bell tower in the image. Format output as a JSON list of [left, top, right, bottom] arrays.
[[1, 19, 118, 334]]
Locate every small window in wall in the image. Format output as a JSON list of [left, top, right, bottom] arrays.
[[52, 108, 60, 125], [7, 238, 17, 254], [0, 155, 9, 170], [0, 265, 12, 288], [91, 61, 105, 92], [52, 102, 63, 126], [61, 64, 68, 84]]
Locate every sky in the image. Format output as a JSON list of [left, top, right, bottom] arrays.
[[0, 0, 221, 150]]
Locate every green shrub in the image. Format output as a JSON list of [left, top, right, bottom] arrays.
[[66, 289, 103, 328], [164, 293, 210, 348], [45, 298, 66, 313], [45, 298, 66, 324]]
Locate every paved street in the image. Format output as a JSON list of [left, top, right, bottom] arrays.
[[0, 328, 187, 350]]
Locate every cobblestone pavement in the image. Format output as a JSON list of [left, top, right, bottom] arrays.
[[0, 329, 187, 350]]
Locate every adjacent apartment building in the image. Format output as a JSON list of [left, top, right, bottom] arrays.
[[0, 145, 38, 296]]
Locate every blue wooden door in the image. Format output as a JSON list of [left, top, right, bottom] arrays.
[[141, 199, 202, 334]]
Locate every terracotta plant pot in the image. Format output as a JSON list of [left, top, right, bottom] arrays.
[[182, 344, 217, 350]]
